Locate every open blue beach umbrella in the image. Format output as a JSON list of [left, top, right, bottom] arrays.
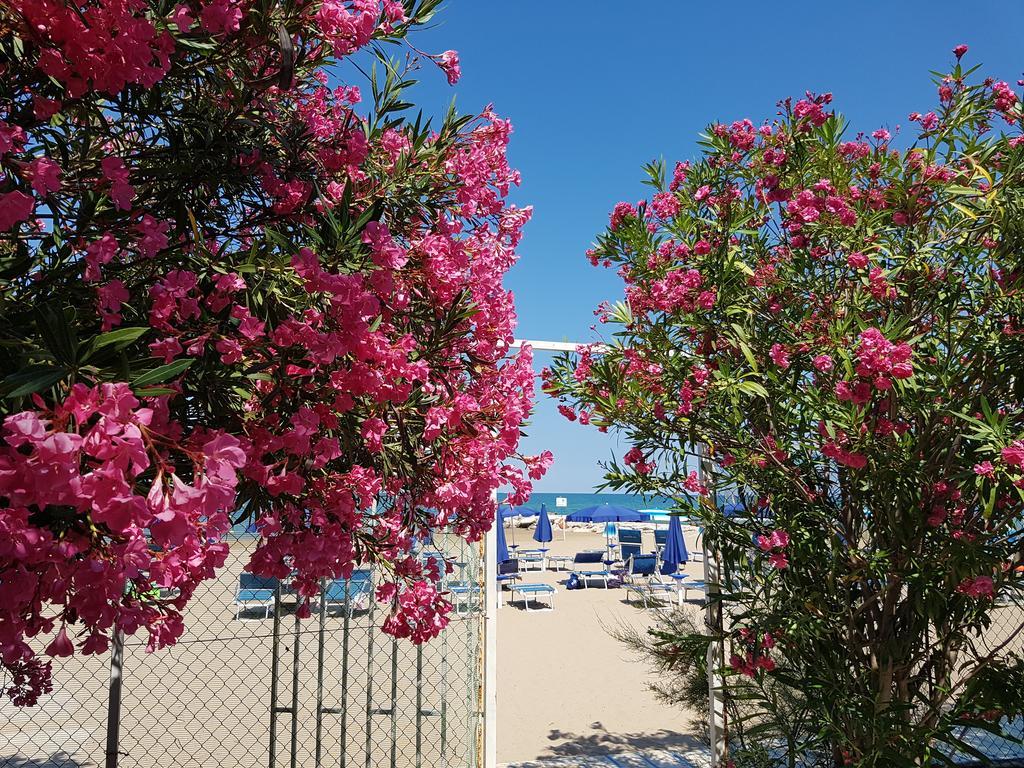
[[533, 503, 553, 544], [498, 503, 539, 520], [566, 503, 643, 523], [497, 503, 538, 547], [495, 512, 510, 563], [661, 514, 689, 574]]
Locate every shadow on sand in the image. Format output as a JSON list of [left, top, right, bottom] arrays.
[[1, 753, 92, 768], [542, 721, 704, 757]]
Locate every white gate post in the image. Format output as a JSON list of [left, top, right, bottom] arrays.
[[483, 496, 498, 768], [703, 544, 726, 766], [697, 445, 727, 766]]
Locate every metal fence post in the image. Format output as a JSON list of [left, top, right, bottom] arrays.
[[269, 585, 282, 768], [105, 628, 125, 768]]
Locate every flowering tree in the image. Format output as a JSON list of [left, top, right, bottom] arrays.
[[0, 0, 548, 705], [548, 49, 1024, 766]]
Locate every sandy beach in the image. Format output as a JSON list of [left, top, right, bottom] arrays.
[[0, 525, 707, 768], [496, 526, 706, 764]]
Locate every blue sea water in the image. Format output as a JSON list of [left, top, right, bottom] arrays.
[[230, 492, 686, 534], [523, 491, 680, 516]]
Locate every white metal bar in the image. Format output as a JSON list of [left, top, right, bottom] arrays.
[[483, 497, 498, 768], [698, 444, 727, 766], [509, 339, 579, 352], [509, 339, 610, 353]]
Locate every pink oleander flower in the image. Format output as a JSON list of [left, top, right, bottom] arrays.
[[957, 576, 994, 600], [361, 417, 387, 453], [27, 157, 62, 196], [97, 280, 130, 330], [33, 97, 62, 120], [437, 50, 461, 85], [1002, 441, 1024, 468], [44, 626, 74, 658], [974, 461, 995, 478], [200, 0, 243, 34], [609, 201, 638, 230], [523, 451, 554, 481], [650, 191, 680, 219], [769, 343, 790, 370], [812, 354, 833, 372], [0, 191, 34, 231], [101, 156, 135, 211], [847, 251, 868, 269]]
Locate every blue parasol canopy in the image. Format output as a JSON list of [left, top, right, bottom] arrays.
[[533, 503, 553, 544], [496, 513, 510, 563], [566, 503, 643, 523], [661, 514, 689, 574], [498, 503, 540, 520]]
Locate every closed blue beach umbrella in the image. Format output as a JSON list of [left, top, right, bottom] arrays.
[[533, 503, 553, 544], [662, 514, 689, 574], [496, 512, 510, 563]]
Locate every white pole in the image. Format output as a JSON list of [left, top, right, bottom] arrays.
[[483, 495, 498, 768], [697, 445, 727, 767]]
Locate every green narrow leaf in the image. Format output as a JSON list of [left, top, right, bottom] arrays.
[[133, 386, 178, 397], [35, 304, 78, 365], [131, 358, 194, 387], [83, 327, 149, 358], [2, 365, 69, 398]]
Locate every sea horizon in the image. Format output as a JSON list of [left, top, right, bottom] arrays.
[[520, 491, 681, 516]]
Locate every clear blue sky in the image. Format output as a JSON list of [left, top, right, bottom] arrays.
[[403, 1, 1024, 492]]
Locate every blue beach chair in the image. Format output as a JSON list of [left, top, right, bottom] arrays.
[[234, 573, 280, 620], [654, 528, 668, 553], [622, 555, 675, 609], [319, 569, 373, 616], [618, 528, 642, 545], [618, 543, 642, 565], [496, 559, 522, 589]]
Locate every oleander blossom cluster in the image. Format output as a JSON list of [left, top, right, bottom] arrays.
[[0, 384, 243, 702], [0, 0, 548, 704]]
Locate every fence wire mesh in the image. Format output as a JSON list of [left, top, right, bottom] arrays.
[[2, 531, 485, 768]]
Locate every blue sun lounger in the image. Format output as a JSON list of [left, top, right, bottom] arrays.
[[570, 549, 614, 587], [507, 583, 556, 611]]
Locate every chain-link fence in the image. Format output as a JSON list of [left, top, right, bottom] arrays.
[[1, 531, 486, 768]]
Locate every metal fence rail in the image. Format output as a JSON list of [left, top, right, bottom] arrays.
[[2, 532, 485, 768]]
